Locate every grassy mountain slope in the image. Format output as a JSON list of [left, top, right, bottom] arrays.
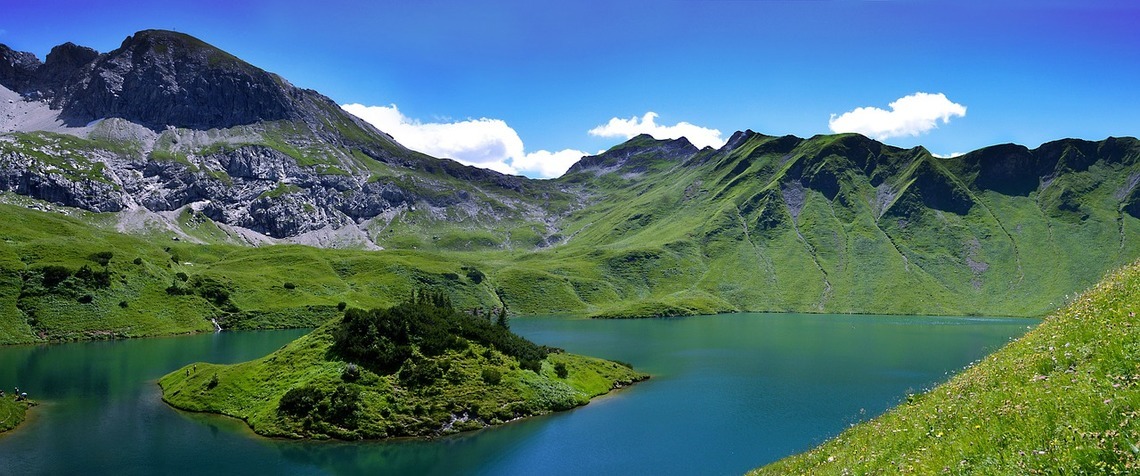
[[159, 300, 646, 440], [545, 132, 1140, 318], [0, 202, 513, 344], [4, 132, 1140, 343], [752, 258, 1140, 475]]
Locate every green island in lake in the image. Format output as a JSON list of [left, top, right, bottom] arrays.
[[159, 291, 646, 439]]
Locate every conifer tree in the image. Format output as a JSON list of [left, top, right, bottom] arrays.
[[496, 306, 509, 330]]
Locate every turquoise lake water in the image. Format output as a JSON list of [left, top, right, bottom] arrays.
[[0, 313, 1034, 475]]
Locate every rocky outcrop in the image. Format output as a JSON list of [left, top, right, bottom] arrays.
[[0, 149, 124, 212], [0, 44, 42, 94], [0, 30, 570, 244], [564, 134, 699, 177]]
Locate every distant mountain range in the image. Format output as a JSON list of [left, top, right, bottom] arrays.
[[1, 30, 1139, 343]]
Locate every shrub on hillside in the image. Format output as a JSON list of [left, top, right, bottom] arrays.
[[40, 265, 71, 287], [554, 362, 569, 378], [481, 368, 502, 385], [278, 385, 323, 417], [89, 251, 113, 266], [341, 363, 361, 382], [277, 384, 360, 428], [74, 265, 111, 288], [463, 266, 485, 284], [398, 357, 441, 387]]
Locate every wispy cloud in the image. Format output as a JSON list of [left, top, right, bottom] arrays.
[[588, 112, 725, 149], [341, 103, 586, 178], [828, 92, 966, 140]]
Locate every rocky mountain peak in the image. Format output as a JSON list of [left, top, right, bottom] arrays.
[[117, 30, 247, 71], [0, 30, 561, 246], [0, 30, 304, 131], [44, 42, 99, 69], [0, 44, 43, 93], [38, 42, 98, 94], [563, 134, 700, 177], [57, 29, 300, 130]]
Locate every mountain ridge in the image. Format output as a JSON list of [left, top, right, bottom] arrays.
[[1, 29, 1140, 345]]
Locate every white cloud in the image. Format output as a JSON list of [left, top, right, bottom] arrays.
[[513, 149, 589, 179], [341, 103, 586, 178], [828, 92, 967, 141], [588, 112, 725, 149], [932, 151, 965, 159]]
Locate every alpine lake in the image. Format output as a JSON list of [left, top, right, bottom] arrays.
[[0, 312, 1034, 475]]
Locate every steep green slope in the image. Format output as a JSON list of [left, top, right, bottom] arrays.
[[159, 298, 646, 439], [547, 133, 1140, 318], [752, 259, 1140, 475]]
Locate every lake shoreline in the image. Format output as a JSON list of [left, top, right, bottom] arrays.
[[1, 310, 1037, 349], [0, 398, 35, 435], [0, 314, 1034, 474]]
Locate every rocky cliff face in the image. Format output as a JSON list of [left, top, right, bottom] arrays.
[[2, 30, 299, 130], [0, 30, 570, 248]]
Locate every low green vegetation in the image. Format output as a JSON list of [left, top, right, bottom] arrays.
[[159, 294, 647, 439], [0, 394, 32, 433], [752, 259, 1140, 475]]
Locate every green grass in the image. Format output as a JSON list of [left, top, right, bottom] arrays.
[[0, 395, 30, 433], [158, 317, 647, 440], [751, 259, 1140, 475]]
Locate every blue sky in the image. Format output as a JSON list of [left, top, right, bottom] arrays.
[[3, 0, 1138, 177]]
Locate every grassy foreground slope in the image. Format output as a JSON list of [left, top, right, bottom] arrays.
[[752, 260, 1140, 475], [159, 298, 646, 440]]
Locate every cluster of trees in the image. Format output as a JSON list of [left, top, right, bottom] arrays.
[[20, 252, 117, 307], [277, 384, 360, 428], [331, 289, 555, 376], [36, 264, 112, 289]]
